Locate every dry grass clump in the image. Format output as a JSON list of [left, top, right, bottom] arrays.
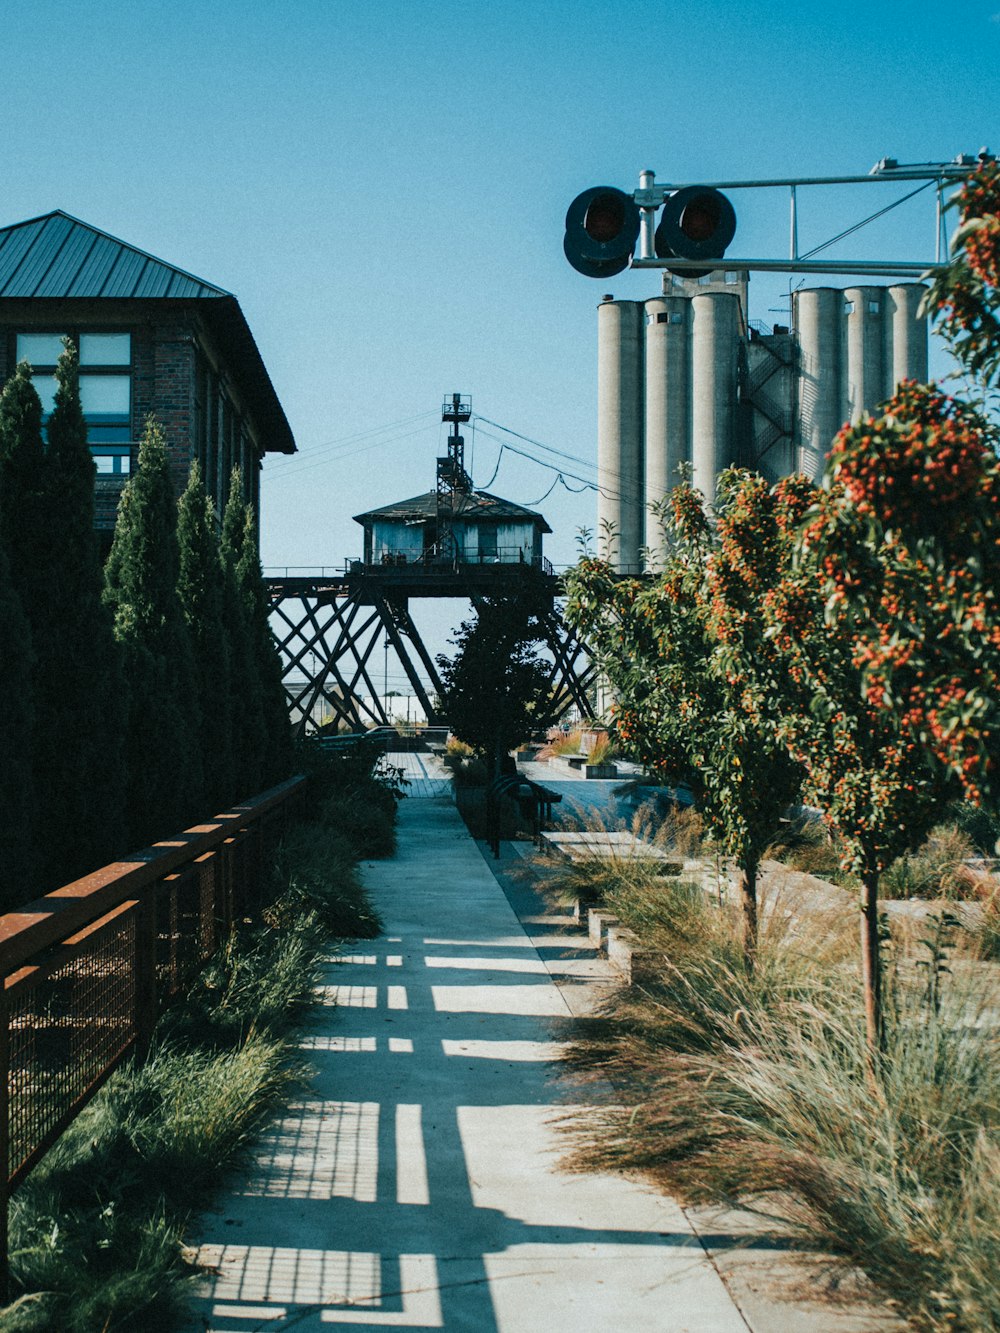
[[981, 890, 1000, 965], [537, 726, 586, 760], [539, 847, 670, 911], [444, 736, 474, 759], [882, 823, 980, 900], [651, 802, 706, 858], [563, 867, 1000, 1332], [767, 814, 859, 887], [772, 810, 1000, 906], [440, 739, 488, 788], [584, 733, 616, 765], [538, 726, 617, 764], [536, 802, 707, 912]]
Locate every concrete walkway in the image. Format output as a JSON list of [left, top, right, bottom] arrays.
[[185, 756, 897, 1332]]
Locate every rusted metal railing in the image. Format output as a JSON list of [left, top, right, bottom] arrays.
[[0, 774, 305, 1292]]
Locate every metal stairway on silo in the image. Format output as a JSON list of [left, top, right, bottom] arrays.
[[743, 326, 795, 478]]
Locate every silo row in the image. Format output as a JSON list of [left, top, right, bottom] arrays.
[[793, 283, 927, 481], [598, 291, 742, 570], [597, 282, 928, 572]]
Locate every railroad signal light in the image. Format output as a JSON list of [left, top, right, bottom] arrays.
[[654, 185, 737, 276], [563, 186, 641, 278]]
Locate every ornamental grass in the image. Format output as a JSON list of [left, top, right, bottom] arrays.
[[534, 801, 707, 911], [563, 865, 1000, 1332]]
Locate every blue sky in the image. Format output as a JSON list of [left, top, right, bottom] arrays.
[[2, 0, 998, 674]]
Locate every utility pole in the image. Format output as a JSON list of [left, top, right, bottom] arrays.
[[436, 393, 473, 564]]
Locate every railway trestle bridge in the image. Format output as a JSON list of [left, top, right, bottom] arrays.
[[265, 559, 597, 738]]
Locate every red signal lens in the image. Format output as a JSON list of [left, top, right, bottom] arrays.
[[653, 185, 736, 275], [585, 193, 626, 243], [564, 185, 640, 277], [680, 195, 720, 242]]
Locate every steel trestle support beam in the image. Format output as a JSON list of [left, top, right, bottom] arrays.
[[267, 575, 597, 737]]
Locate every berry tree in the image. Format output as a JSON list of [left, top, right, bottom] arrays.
[[928, 158, 1000, 397], [565, 474, 804, 961], [767, 378, 1000, 1052]]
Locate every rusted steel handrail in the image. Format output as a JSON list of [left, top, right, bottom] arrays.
[[0, 773, 306, 1299], [0, 776, 304, 974]]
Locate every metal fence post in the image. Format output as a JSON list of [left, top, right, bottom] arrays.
[[0, 989, 9, 1304], [134, 891, 158, 1059]]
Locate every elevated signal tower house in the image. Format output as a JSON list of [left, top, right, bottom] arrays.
[[267, 395, 595, 735]]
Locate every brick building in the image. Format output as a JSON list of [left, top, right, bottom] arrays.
[[0, 210, 295, 540]]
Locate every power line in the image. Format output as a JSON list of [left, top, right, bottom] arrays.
[[263, 402, 636, 507], [478, 447, 505, 490], [265, 410, 439, 475], [522, 474, 563, 505], [472, 414, 598, 472], [264, 421, 438, 483], [472, 425, 643, 506], [472, 414, 643, 500]]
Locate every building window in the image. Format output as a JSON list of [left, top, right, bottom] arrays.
[[479, 526, 497, 561], [93, 451, 131, 475], [79, 375, 130, 441], [15, 331, 132, 463], [79, 333, 130, 366], [16, 333, 66, 365]]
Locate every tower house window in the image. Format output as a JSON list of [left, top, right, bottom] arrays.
[[479, 525, 498, 560], [15, 331, 132, 475]]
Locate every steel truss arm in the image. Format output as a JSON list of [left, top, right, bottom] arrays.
[[538, 610, 599, 723], [371, 593, 444, 725], [269, 589, 393, 736], [268, 575, 596, 737]]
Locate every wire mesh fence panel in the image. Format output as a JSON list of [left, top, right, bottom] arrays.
[[6, 907, 137, 1187], [156, 866, 206, 1000]]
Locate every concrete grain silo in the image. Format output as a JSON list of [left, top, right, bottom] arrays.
[[884, 283, 928, 396], [596, 298, 644, 570], [643, 295, 689, 564], [845, 286, 886, 423], [792, 282, 929, 482], [690, 291, 740, 505], [794, 287, 843, 481], [597, 279, 744, 570]]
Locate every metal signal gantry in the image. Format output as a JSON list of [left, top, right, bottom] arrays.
[[564, 154, 993, 280]]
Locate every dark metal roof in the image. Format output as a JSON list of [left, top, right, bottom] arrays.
[[0, 210, 229, 299], [354, 489, 552, 533], [0, 211, 295, 456]]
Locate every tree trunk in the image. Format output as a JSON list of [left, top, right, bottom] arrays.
[[488, 736, 503, 859], [737, 860, 759, 971], [860, 866, 883, 1065]]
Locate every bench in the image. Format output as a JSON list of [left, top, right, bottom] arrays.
[[548, 753, 619, 779]]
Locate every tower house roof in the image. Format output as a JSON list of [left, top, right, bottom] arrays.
[[354, 489, 552, 532]]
